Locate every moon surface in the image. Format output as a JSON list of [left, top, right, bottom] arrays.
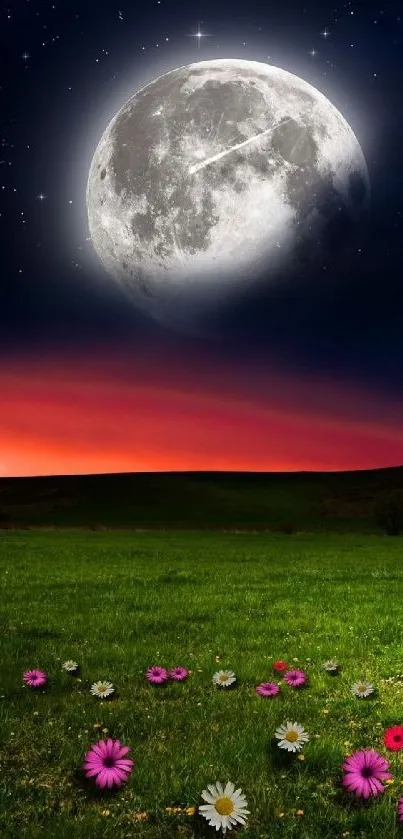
[[87, 58, 370, 329]]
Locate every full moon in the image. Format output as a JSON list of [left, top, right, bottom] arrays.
[[87, 58, 370, 329]]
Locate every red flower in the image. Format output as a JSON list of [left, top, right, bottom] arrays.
[[384, 725, 403, 751], [272, 660, 288, 672]]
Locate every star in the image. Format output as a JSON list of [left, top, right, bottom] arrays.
[[36, 193, 46, 201], [194, 22, 203, 46], [188, 21, 210, 48], [21, 51, 30, 62], [321, 28, 330, 38], [309, 48, 317, 57]]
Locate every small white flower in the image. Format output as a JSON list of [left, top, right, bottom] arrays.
[[324, 660, 339, 673], [90, 681, 114, 698], [62, 660, 78, 673], [351, 680, 374, 698], [199, 780, 249, 835], [275, 721, 309, 752], [212, 670, 236, 688]]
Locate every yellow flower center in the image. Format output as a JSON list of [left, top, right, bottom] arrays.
[[358, 684, 367, 693], [219, 674, 229, 681], [215, 797, 234, 816], [285, 731, 299, 742]]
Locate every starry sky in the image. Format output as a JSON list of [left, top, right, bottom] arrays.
[[1, 0, 402, 477]]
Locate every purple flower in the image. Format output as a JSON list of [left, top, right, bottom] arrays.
[[146, 666, 169, 684], [342, 750, 391, 798], [169, 667, 189, 681], [283, 669, 306, 688], [83, 739, 134, 789], [255, 682, 280, 698], [23, 669, 47, 688]]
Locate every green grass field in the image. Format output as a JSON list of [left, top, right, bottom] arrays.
[[2, 529, 403, 838]]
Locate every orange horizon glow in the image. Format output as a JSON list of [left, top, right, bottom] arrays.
[[1, 350, 403, 477]]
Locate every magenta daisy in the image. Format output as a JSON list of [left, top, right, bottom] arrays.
[[397, 797, 403, 822], [283, 669, 306, 688], [83, 738, 134, 789], [23, 669, 48, 688], [169, 667, 189, 681], [342, 749, 391, 798], [146, 665, 169, 684], [255, 682, 280, 698]]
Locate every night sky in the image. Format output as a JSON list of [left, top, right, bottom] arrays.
[[1, 0, 402, 477]]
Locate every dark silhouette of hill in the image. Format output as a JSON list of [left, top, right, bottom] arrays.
[[0, 466, 403, 531]]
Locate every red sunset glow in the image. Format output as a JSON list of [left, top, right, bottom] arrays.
[[1, 350, 402, 477]]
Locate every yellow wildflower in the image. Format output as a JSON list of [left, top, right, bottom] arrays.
[[132, 811, 148, 822]]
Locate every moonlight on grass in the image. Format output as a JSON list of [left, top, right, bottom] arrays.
[[87, 58, 370, 331]]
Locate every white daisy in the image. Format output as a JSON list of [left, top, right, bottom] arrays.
[[324, 660, 339, 673], [90, 680, 114, 698], [199, 780, 249, 835], [275, 721, 309, 752], [351, 680, 374, 698], [213, 670, 236, 688], [62, 660, 78, 673]]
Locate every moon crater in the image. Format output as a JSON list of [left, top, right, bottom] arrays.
[[87, 58, 370, 327]]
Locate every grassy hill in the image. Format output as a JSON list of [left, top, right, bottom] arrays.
[[0, 466, 403, 531]]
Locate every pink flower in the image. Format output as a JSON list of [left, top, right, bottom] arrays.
[[23, 669, 47, 688], [397, 797, 403, 822], [255, 682, 280, 698], [146, 665, 169, 684], [384, 725, 403, 751], [169, 667, 189, 681], [283, 669, 306, 688], [342, 749, 391, 798], [83, 739, 134, 789]]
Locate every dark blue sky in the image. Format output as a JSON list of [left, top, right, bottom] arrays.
[[1, 0, 402, 396]]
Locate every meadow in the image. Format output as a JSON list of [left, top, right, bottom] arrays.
[[2, 528, 403, 838]]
